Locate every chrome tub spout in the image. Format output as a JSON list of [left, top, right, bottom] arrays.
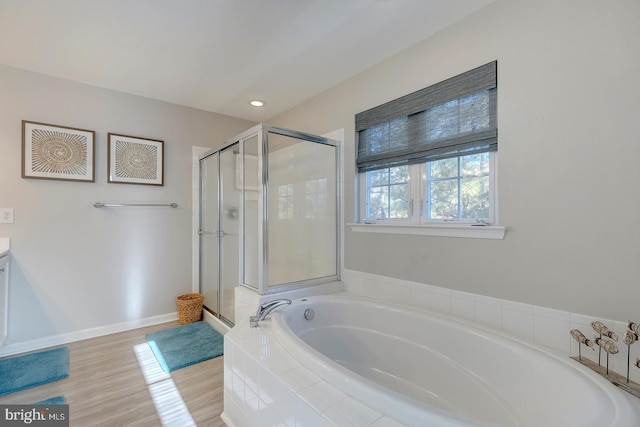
[[250, 299, 292, 327]]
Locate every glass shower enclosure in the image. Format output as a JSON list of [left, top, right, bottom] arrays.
[[199, 124, 339, 325], [199, 144, 239, 325]]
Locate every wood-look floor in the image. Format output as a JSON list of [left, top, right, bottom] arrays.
[[0, 321, 227, 427]]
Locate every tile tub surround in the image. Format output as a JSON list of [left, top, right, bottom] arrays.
[[223, 271, 640, 425], [234, 282, 345, 325], [223, 294, 640, 426], [227, 282, 404, 427], [222, 312, 405, 427], [341, 269, 640, 387]]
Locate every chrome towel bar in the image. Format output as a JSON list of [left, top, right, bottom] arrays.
[[93, 202, 178, 208]]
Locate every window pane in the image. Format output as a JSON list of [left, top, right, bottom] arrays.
[[460, 153, 490, 177], [389, 165, 408, 184], [389, 184, 408, 218], [430, 158, 458, 179], [366, 166, 409, 219], [429, 179, 458, 219], [426, 154, 492, 221], [368, 186, 389, 218], [368, 169, 388, 186], [460, 176, 490, 219]]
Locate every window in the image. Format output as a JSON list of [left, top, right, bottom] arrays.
[[361, 152, 495, 223], [427, 153, 491, 220], [356, 62, 498, 225], [365, 165, 408, 219]]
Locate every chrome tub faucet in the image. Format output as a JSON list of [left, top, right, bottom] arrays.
[[250, 299, 291, 327]]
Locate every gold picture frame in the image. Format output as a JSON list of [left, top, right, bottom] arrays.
[[22, 120, 95, 182], [107, 133, 164, 186]]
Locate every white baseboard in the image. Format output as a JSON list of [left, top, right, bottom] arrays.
[[0, 312, 178, 358]]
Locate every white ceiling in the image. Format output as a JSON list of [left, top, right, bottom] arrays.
[[0, 0, 494, 122]]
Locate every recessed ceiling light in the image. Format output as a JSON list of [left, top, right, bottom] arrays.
[[250, 100, 265, 107]]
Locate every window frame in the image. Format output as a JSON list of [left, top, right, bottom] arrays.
[[359, 152, 498, 226], [363, 165, 411, 222]]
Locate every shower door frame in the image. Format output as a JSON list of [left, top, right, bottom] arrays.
[[199, 149, 220, 320], [195, 123, 342, 316], [238, 123, 341, 296], [198, 141, 240, 327]]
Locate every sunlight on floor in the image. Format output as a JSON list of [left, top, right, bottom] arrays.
[[134, 343, 196, 427], [134, 342, 170, 384]]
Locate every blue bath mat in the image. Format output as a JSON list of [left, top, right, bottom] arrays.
[[35, 395, 66, 405], [145, 321, 223, 372], [0, 347, 69, 396]]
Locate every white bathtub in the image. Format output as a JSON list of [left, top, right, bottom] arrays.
[[271, 295, 640, 426]]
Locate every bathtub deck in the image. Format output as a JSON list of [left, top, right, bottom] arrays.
[[572, 355, 640, 399]]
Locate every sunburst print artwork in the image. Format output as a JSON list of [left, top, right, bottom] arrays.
[[22, 121, 95, 182], [108, 133, 164, 186]]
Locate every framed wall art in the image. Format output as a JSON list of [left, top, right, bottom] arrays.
[[22, 120, 95, 182], [108, 133, 164, 186]]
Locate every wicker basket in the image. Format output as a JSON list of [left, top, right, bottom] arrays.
[[176, 293, 204, 324]]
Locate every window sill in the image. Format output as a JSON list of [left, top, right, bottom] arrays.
[[348, 222, 506, 240]]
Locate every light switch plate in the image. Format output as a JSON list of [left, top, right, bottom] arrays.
[[0, 209, 14, 224]]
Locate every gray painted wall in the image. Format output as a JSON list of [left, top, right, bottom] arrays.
[[1, 0, 638, 350], [271, 0, 640, 321], [0, 64, 254, 350]]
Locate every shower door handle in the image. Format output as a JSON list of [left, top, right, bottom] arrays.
[[198, 229, 225, 238]]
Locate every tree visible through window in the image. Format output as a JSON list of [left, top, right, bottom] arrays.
[[363, 152, 494, 223], [428, 153, 490, 220], [366, 166, 408, 219]]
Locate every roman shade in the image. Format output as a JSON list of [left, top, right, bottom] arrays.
[[356, 61, 497, 173]]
